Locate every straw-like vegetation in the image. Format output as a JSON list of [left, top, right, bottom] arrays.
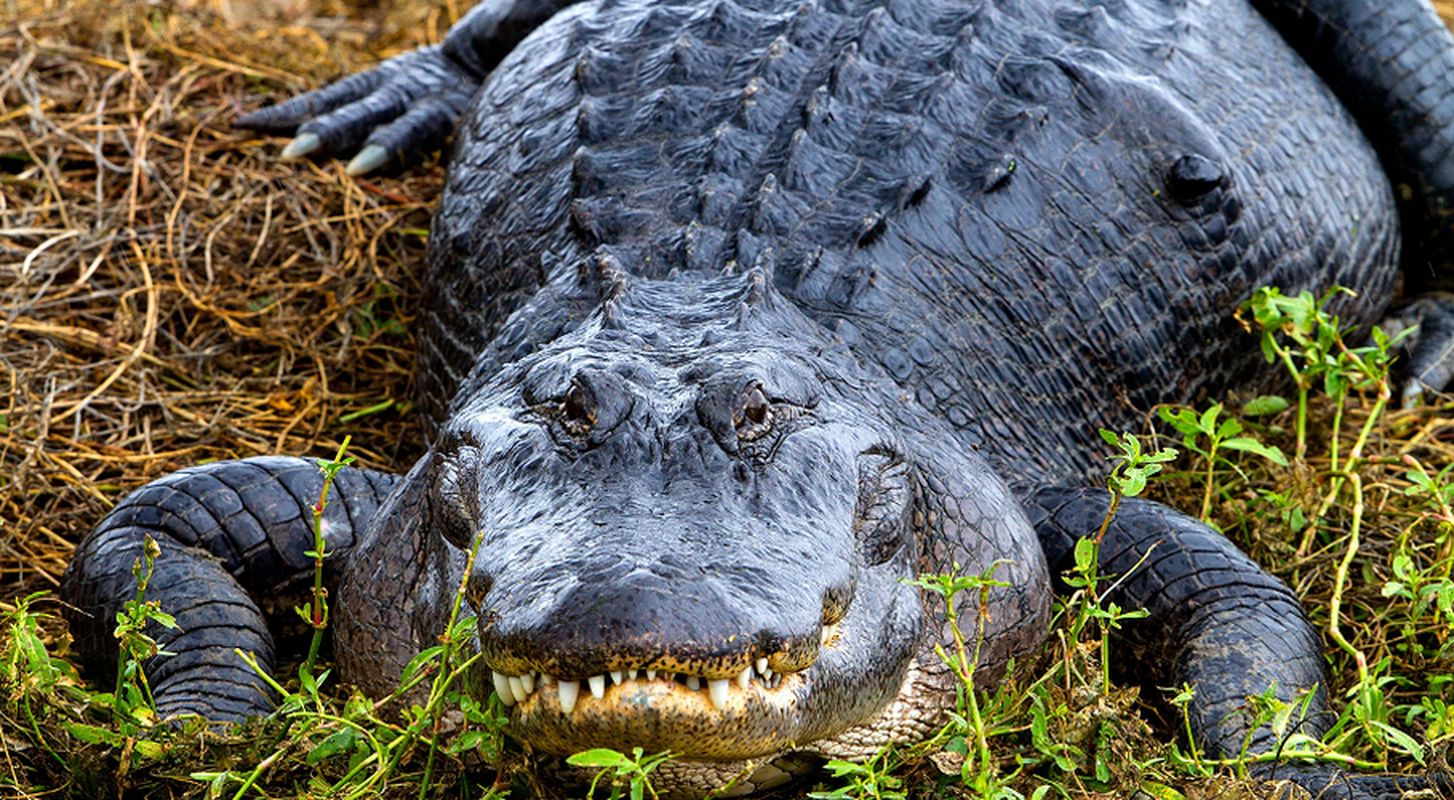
[[2, 1, 1454, 798]]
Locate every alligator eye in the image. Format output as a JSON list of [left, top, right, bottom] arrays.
[[561, 380, 595, 434], [735, 383, 772, 440]]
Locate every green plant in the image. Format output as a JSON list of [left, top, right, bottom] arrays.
[[807, 748, 905, 800], [906, 561, 1014, 795], [109, 533, 177, 727], [567, 747, 676, 800], [1157, 403, 1287, 521], [299, 436, 355, 681]]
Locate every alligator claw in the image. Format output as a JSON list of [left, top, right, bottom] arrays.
[[237, 43, 481, 168], [346, 144, 391, 176], [280, 132, 321, 161]]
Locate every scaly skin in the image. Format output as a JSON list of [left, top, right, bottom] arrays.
[[62, 0, 1454, 796]]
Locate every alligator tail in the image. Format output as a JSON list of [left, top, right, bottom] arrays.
[[60, 456, 400, 723]]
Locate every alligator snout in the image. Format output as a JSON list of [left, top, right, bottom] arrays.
[[471, 526, 857, 758]]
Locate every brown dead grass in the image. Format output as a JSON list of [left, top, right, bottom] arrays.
[[0, 0, 459, 599]]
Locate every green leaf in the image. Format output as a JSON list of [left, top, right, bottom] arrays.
[[1220, 438, 1289, 466], [1074, 538, 1097, 573], [1242, 395, 1289, 416], [67, 722, 126, 746], [1369, 720, 1425, 763], [307, 727, 364, 765], [568, 748, 631, 768]]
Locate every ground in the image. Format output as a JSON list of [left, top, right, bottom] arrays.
[[2, 1, 1454, 798]]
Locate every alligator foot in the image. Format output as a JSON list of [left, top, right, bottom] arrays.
[[235, 44, 479, 175], [61, 457, 400, 724], [1024, 486, 1329, 758], [1380, 292, 1454, 407], [235, 0, 577, 174]]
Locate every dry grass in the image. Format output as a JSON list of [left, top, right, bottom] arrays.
[[1, 0, 457, 600], [3, 0, 1454, 798]]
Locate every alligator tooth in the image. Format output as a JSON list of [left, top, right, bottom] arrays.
[[610, 670, 623, 685], [708, 679, 730, 710], [737, 666, 752, 689], [755, 658, 768, 675], [628, 669, 639, 681], [646, 669, 657, 681], [558, 680, 580, 714], [493, 671, 516, 707], [520, 672, 536, 695], [685, 675, 701, 691], [508, 675, 529, 704], [589, 674, 606, 699]]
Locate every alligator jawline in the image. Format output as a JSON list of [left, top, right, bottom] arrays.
[[505, 667, 814, 759]]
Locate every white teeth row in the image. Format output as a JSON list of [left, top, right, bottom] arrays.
[[492, 663, 785, 713]]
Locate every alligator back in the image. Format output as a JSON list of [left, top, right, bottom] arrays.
[[418, 0, 1399, 485]]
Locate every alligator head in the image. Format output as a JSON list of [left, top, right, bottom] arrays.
[[417, 265, 1050, 791]]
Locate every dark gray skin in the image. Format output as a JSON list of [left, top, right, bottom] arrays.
[[62, 0, 1454, 795]]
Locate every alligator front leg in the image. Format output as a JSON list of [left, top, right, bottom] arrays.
[[61, 456, 400, 723], [1025, 486, 1439, 799], [235, 0, 580, 174]]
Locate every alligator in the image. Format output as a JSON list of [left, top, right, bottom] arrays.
[[61, 0, 1454, 796]]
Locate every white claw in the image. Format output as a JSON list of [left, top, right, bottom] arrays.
[[558, 680, 580, 714], [755, 658, 768, 675], [542, 673, 555, 686], [708, 679, 730, 710], [493, 671, 516, 707], [610, 670, 624, 685], [280, 132, 321, 161], [508, 675, 529, 705], [737, 667, 753, 689], [345, 144, 390, 176], [685, 675, 701, 691], [762, 665, 774, 681], [646, 670, 657, 681], [589, 674, 606, 699], [628, 669, 639, 681], [520, 672, 536, 695]]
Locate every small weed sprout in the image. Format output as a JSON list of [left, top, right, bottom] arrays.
[[906, 561, 1013, 795], [110, 533, 176, 726], [808, 748, 906, 800], [299, 436, 355, 678], [567, 747, 676, 800], [1157, 403, 1287, 521]]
